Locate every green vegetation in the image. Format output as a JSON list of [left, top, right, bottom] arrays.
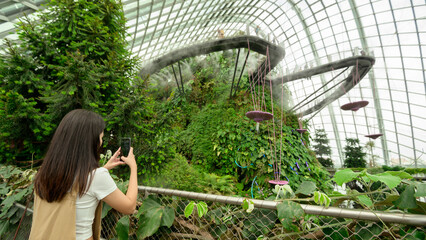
[[0, 1, 332, 236], [343, 138, 367, 168], [404, 168, 426, 175], [0, 164, 35, 237], [312, 129, 333, 167], [137, 51, 332, 196], [333, 169, 425, 214], [1, 1, 424, 239], [0, 0, 151, 166], [0, 0, 331, 195], [331, 166, 426, 176]]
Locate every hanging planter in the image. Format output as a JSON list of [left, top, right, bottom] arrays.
[[246, 111, 273, 132], [365, 133, 383, 139], [296, 129, 307, 134], [245, 111, 273, 122], [340, 100, 369, 111], [268, 180, 289, 185]]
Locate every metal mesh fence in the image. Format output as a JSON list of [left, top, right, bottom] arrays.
[[120, 193, 424, 240], [4, 189, 425, 240]]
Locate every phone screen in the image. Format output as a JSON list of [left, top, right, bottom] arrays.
[[121, 137, 131, 157]]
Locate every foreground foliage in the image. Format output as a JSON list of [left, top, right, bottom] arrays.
[[129, 168, 425, 239], [2, 164, 424, 239]]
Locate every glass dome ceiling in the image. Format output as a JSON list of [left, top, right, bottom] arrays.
[[1, 0, 425, 167]]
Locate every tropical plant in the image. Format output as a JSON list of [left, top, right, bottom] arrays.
[[270, 169, 425, 239], [134, 195, 175, 239], [241, 198, 254, 213], [312, 129, 333, 167], [333, 169, 425, 210], [0, 0, 151, 166], [0, 164, 35, 237], [184, 201, 209, 218], [343, 138, 367, 168]]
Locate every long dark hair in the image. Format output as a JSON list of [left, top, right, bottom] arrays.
[[34, 109, 105, 202]]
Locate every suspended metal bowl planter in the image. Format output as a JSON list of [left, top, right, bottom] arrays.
[[340, 100, 369, 112], [365, 133, 383, 139], [268, 180, 289, 185], [245, 111, 273, 122], [246, 111, 273, 132], [296, 129, 308, 134]]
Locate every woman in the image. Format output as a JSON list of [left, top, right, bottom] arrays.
[[29, 109, 138, 240]]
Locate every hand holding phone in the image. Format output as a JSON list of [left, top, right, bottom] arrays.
[[121, 137, 131, 157]]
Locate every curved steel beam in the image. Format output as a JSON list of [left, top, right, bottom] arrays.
[[139, 35, 285, 79], [268, 56, 375, 116]]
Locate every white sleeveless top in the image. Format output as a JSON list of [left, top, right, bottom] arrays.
[[76, 167, 117, 240]]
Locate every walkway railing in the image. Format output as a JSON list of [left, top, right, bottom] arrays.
[[139, 186, 426, 226], [6, 186, 426, 240]]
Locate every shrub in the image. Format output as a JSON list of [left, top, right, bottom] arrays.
[[343, 138, 367, 168], [312, 129, 333, 168], [0, 0, 147, 166]]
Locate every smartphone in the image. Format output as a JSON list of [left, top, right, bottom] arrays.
[[120, 137, 131, 157]]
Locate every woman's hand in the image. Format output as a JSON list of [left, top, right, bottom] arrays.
[[103, 148, 126, 170], [120, 147, 137, 170], [103, 146, 138, 215]]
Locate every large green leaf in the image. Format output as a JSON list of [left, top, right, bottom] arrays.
[[160, 207, 175, 227], [365, 172, 401, 189], [295, 181, 316, 195], [394, 185, 417, 209], [414, 183, 426, 197], [313, 191, 331, 207], [139, 197, 162, 215], [333, 169, 361, 186], [184, 201, 195, 218], [196, 202, 208, 218], [276, 200, 304, 231], [136, 196, 175, 239], [408, 201, 426, 215], [386, 171, 413, 179], [115, 215, 129, 240], [375, 195, 399, 206], [137, 207, 163, 239], [356, 195, 373, 207]]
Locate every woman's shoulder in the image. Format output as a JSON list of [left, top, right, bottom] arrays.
[[88, 167, 117, 199], [92, 167, 112, 180], [94, 167, 109, 174]]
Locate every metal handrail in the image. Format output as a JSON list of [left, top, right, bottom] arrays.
[[14, 186, 426, 226], [138, 186, 426, 227]]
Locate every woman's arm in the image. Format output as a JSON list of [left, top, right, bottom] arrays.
[[102, 147, 138, 215]]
